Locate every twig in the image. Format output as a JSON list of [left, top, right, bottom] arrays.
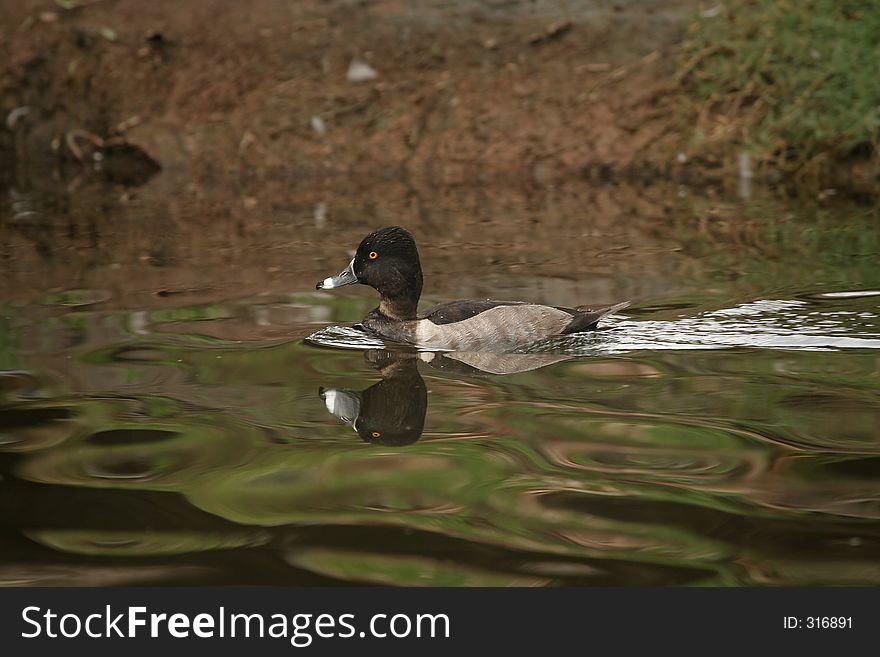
[[65, 129, 104, 162], [675, 45, 728, 85], [527, 19, 573, 46]]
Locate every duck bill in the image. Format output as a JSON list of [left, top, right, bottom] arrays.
[[319, 387, 361, 429], [316, 258, 357, 290]]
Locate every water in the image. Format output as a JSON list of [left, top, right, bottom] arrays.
[[1, 177, 879, 586]]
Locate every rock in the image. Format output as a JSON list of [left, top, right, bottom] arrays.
[[310, 115, 326, 135], [98, 143, 161, 186], [347, 59, 378, 83]]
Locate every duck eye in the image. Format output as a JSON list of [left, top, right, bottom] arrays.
[[371, 431, 381, 438], [369, 251, 379, 260]]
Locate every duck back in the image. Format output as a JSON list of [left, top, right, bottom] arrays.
[[415, 301, 574, 351]]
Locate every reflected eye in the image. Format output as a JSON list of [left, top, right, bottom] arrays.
[[369, 251, 379, 260], [371, 431, 381, 438]]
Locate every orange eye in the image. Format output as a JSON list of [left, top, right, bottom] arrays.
[[371, 431, 381, 438], [369, 251, 379, 260]]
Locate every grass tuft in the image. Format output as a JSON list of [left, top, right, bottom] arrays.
[[679, 0, 880, 177]]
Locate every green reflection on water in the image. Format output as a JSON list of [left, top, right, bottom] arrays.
[[0, 190, 879, 586]]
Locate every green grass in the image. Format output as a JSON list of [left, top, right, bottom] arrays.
[[679, 0, 880, 176]]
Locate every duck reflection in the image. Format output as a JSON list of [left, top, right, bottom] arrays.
[[319, 351, 426, 446], [319, 349, 570, 444]]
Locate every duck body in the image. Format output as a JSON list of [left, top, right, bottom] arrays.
[[362, 300, 626, 351], [316, 226, 628, 351]]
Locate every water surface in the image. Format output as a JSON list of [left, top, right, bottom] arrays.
[[1, 177, 879, 585]]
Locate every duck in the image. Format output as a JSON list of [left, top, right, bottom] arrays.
[[316, 226, 629, 351]]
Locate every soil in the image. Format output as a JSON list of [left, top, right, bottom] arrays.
[[1, 0, 699, 187]]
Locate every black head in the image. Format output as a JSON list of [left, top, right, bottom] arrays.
[[316, 226, 423, 319], [354, 362, 426, 445], [318, 351, 427, 446]]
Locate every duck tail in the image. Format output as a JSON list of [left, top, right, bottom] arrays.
[[563, 301, 631, 335], [583, 300, 631, 317]]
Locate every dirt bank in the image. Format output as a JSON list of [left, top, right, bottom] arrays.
[[1, 0, 699, 187]]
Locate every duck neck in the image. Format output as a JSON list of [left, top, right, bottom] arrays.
[[378, 270, 422, 321], [379, 291, 419, 321]]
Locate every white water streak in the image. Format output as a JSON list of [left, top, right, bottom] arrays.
[[306, 299, 880, 355]]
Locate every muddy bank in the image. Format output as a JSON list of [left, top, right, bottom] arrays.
[[1, 0, 701, 187]]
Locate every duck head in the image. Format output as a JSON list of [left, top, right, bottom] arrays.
[[319, 350, 427, 446], [316, 226, 423, 320]]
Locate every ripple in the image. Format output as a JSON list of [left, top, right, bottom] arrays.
[[18, 417, 261, 489], [0, 370, 46, 400], [529, 299, 880, 355], [285, 548, 548, 586], [812, 290, 880, 299], [823, 456, 880, 480], [86, 428, 180, 446], [85, 455, 173, 480], [187, 450, 474, 526], [108, 346, 171, 363], [25, 529, 267, 556], [537, 437, 768, 486], [41, 289, 112, 307], [0, 564, 211, 587], [0, 406, 75, 452], [305, 325, 387, 350], [0, 407, 72, 429]]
